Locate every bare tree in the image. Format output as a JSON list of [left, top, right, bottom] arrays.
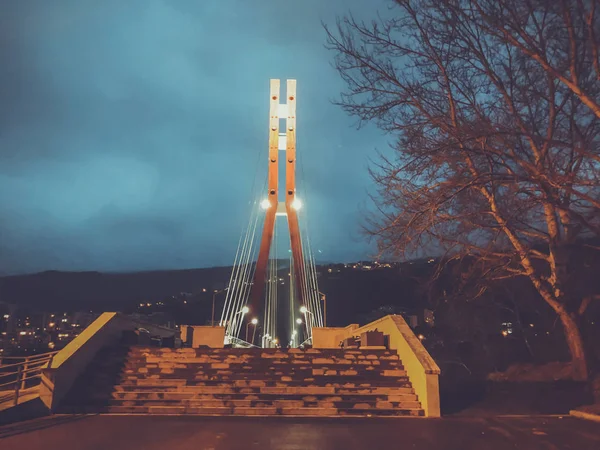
[[325, 0, 600, 380], [471, 0, 600, 120]]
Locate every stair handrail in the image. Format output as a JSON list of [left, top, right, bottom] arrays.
[[0, 351, 59, 407]]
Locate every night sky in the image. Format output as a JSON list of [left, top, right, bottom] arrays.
[[0, 0, 392, 276]]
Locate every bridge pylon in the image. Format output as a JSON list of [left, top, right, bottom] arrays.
[[249, 79, 308, 318]]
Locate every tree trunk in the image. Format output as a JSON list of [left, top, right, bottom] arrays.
[[558, 311, 589, 381]]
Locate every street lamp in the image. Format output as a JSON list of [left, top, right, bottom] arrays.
[[229, 306, 250, 337], [318, 291, 327, 327], [291, 198, 302, 210], [246, 318, 258, 343], [300, 306, 313, 338], [212, 287, 229, 327]]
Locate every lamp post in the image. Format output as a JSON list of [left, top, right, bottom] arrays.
[[212, 287, 228, 327], [246, 318, 258, 343], [318, 291, 327, 327], [300, 306, 314, 338], [229, 306, 249, 338]]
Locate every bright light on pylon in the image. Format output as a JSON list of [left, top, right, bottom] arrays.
[[251, 318, 258, 325], [296, 318, 303, 324], [260, 199, 271, 209], [291, 198, 302, 210], [300, 306, 308, 314], [242, 306, 249, 314]]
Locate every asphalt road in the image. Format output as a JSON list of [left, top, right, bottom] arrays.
[[0, 415, 599, 449]]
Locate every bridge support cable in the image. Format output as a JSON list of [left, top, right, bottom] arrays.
[[262, 224, 278, 348], [274, 225, 280, 346], [305, 231, 323, 327], [296, 147, 323, 329], [299, 162, 323, 328], [229, 212, 261, 338], [289, 252, 296, 347], [233, 214, 261, 330], [220, 202, 256, 327], [220, 203, 255, 327], [227, 79, 324, 346], [222, 199, 263, 338]]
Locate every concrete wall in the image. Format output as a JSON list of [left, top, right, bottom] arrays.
[[312, 324, 359, 348], [180, 325, 226, 348], [39, 313, 179, 412], [40, 313, 133, 411], [313, 315, 441, 417]]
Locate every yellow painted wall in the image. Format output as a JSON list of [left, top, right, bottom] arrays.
[[313, 315, 441, 417]]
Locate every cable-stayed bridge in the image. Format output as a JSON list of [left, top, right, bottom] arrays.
[[1, 80, 441, 423], [218, 79, 324, 348]]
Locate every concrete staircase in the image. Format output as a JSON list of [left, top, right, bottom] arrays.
[[61, 346, 424, 417]]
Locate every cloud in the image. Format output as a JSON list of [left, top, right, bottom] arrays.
[[0, 0, 391, 275]]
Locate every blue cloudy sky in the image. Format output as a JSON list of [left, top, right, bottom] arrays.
[[0, 0, 393, 275]]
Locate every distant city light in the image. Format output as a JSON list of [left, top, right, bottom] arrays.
[[2, 314, 8, 319], [417, 334, 425, 341], [19, 331, 26, 335], [501, 330, 509, 337]]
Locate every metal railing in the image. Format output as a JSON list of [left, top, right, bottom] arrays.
[[299, 337, 313, 348], [0, 351, 59, 406], [227, 336, 258, 348]]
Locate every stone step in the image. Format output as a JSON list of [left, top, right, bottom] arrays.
[[128, 361, 403, 369], [127, 352, 400, 361], [117, 379, 411, 389], [112, 384, 415, 395], [108, 397, 421, 409], [109, 391, 419, 403], [61, 345, 423, 417], [104, 398, 423, 409], [117, 378, 413, 388], [61, 404, 423, 417], [122, 364, 404, 372], [123, 359, 403, 367], [128, 348, 398, 355], [121, 368, 405, 377]]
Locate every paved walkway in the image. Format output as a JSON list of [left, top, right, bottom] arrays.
[[1, 415, 599, 449]]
